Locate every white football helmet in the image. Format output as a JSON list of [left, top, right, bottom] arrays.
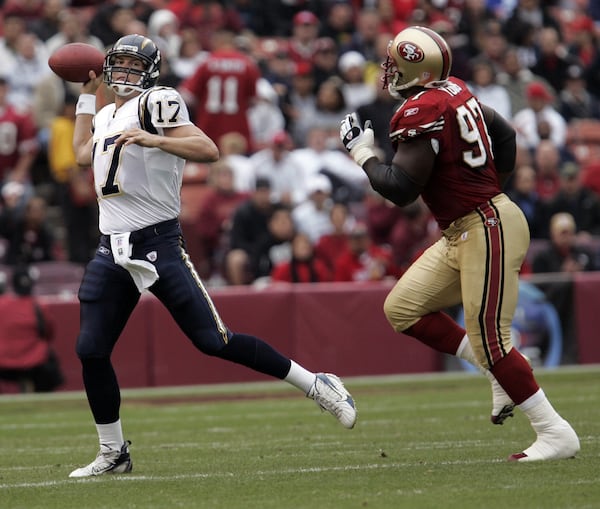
[[382, 26, 452, 99]]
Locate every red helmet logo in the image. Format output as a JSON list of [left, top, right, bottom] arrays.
[[397, 41, 424, 62]]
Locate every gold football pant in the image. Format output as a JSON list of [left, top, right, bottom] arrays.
[[383, 193, 530, 369]]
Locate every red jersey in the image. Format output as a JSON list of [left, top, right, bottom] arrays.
[[0, 104, 38, 180], [389, 77, 501, 230], [180, 49, 260, 150]]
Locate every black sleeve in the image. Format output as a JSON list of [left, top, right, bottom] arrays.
[[362, 160, 423, 207], [482, 104, 516, 174]]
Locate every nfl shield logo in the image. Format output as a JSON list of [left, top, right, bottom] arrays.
[[146, 251, 157, 262]]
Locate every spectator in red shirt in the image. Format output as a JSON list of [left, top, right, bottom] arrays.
[[333, 221, 400, 282], [0, 265, 63, 392], [0, 77, 38, 185], [179, 30, 260, 152], [271, 232, 332, 283], [194, 162, 249, 280], [314, 201, 353, 272]]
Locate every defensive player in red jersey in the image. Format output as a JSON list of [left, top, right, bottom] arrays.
[[340, 26, 579, 462], [179, 30, 260, 152]]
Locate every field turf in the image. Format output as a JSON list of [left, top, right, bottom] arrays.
[[1, 366, 598, 509]]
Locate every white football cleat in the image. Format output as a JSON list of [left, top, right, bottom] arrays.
[[307, 373, 357, 429], [508, 419, 580, 462], [69, 441, 133, 478]]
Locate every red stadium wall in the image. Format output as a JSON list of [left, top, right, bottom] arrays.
[[30, 278, 600, 392]]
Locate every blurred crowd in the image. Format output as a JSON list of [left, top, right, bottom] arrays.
[[0, 0, 600, 289]]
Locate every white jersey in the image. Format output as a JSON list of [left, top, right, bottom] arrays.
[[92, 86, 192, 234]]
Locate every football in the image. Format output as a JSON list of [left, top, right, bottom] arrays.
[[48, 43, 105, 83]]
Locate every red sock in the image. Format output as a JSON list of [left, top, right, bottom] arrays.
[[403, 312, 465, 355], [490, 348, 539, 404]]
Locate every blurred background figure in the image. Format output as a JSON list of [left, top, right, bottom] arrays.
[[333, 221, 400, 283], [47, 92, 98, 264], [0, 191, 58, 265], [0, 265, 64, 393], [194, 162, 249, 281], [532, 212, 597, 273], [512, 81, 567, 154], [179, 30, 260, 152], [270, 232, 332, 283]]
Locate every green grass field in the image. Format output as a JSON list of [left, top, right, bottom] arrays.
[[1, 366, 598, 509]]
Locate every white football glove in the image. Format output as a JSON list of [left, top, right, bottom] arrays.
[[340, 113, 377, 167]]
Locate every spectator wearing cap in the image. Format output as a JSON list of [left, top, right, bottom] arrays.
[[248, 78, 286, 151], [292, 174, 335, 244], [558, 63, 600, 122], [287, 10, 321, 64], [512, 81, 567, 153], [250, 130, 307, 207], [538, 161, 600, 240], [338, 50, 376, 112]]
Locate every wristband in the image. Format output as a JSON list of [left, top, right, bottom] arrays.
[[350, 145, 377, 167], [76, 94, 96, 116]]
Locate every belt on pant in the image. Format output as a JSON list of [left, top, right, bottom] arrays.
[[102, 218, 180, 244]]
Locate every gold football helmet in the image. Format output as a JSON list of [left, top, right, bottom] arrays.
[[382, 26, 452, 98]]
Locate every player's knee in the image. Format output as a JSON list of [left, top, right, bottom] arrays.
[[383, 294, 412, 333], [75, 331, 111, 359], [188, 330, 229, 356]]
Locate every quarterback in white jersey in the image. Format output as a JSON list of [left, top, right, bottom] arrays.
[[68, 34, 357, 479], [91, 86, 192, 233]]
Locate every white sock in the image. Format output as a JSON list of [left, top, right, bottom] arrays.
[[284, 360, 316, 394], [96, 419, 124, 452], [456, 335, 484, 370], [518, 389, 562, 431], [456, 334, 504, 386]]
